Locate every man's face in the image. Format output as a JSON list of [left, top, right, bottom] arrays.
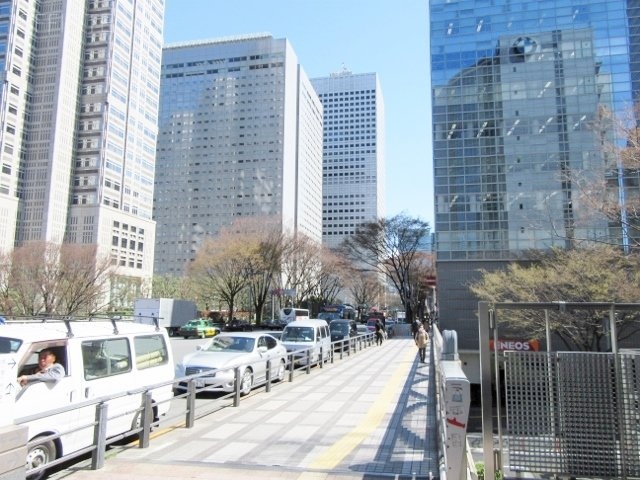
[[38, 351, 55, 369]]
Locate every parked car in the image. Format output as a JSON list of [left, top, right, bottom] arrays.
[[281, 319, 331, 366], [178, 319, 221, 339], [262, 318, 288, 330], [329, 319, 358, 351], [175, 332, 287, 395], [356, 324, 370, 336], [225, 318, 253, 332]]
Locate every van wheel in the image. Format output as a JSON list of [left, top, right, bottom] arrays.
[[240, 368, 253, 396], [26, 437, 56, 480]]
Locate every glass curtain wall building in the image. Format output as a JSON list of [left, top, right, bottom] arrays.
[[431, 0, 639, 381], [154, 35, 323, 275], [310, 70, 385, 250], [0, 0, 164, 301]]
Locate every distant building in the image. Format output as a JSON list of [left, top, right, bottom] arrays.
[[153, 34, 323, 275], [0, 0, 164, 298], [430, 0, 639, 381], [311, 70, 385, 250]]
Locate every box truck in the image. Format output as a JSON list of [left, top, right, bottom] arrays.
[[133, 298, 197, 337]]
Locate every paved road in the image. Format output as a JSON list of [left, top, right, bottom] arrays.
[[51, 336, 439, 480]]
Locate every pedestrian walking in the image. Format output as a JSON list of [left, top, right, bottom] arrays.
[[411, 318, 421, 339], [375, 319, 384, 345], [415, 325, 428, 363]]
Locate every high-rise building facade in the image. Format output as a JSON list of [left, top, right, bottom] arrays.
[[153, 34, 323, 275], [0, 0, 164, 294], [430, 0, 639, 380], [311, 70, 385, 249]]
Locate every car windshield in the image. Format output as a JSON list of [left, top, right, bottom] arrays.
[[330, 324, 349, 335], [184, 320, 200, 327], [205, 336, 254, 353], [281, 326, 314, 342]]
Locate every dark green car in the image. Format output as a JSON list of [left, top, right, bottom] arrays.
[[178, 319, 221, 339]]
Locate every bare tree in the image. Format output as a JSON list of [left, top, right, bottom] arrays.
[[348, 270, 383, 317], [314, 248, 351, 306], [188, 235, 251, 322], [0, 250, 13, 314], [56, 244, 114, 315], [341, 214, 430, 322], [152, 274, 194, 300], [280, 234, 322, 307], [7, 242, 115, 316]]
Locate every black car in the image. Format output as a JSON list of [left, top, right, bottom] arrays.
[[262, 318, 288, 330], [225, 318, 253, 331], [329, 319, 358, 351]]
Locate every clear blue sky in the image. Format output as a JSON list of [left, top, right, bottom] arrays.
[[163, 0, 434, 227]]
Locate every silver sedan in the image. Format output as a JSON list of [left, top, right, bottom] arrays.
[[175, 332, 288, 395]]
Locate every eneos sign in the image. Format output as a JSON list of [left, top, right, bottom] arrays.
[[490, 339, 539, 351]]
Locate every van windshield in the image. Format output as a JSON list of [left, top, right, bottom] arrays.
[[0, 337, 21, 354], [281, 327, 314, 342]]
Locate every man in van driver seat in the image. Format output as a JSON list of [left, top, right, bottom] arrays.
[[17, 348, 65, 386]]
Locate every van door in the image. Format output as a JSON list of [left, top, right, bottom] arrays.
[[80, 337, 135, 438], [13, 342, 85, 456]]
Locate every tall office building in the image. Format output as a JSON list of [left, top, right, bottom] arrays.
[[430, 0, 639, 380], [311, 70, 385, 249], [154, 34, 323, 275], [0, 0, 163, 296]]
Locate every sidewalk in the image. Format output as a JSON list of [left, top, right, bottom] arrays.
[[52, 337, 439, 479]]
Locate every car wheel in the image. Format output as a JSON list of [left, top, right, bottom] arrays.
[[26, 437, 56, 480], [275, 359, 286, 382], [240, 368, 253, 396], [183, 336, 189, 339]]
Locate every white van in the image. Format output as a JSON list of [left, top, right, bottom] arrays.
[[280, 319, 331, 365], [0, 319, 174, 477]]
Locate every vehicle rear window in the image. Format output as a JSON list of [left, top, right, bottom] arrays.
[[134, 334, 169, 370], [0, 337, 21, 353]]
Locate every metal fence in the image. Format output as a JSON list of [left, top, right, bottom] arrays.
[[504, 350, 640, 478]]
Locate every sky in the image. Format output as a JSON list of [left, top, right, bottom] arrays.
[[162, 0, 434, 227]]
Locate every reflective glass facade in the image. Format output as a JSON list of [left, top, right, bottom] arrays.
[[430, 0, 640, 359]]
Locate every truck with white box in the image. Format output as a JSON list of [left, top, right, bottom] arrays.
[[133, 298, 197, 337]]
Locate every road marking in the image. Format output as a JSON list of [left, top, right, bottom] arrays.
[[308, 346, 415, 469]]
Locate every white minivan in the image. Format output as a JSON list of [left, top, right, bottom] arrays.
[[0, 319, 174, 478], [280, 319, 331, 365]]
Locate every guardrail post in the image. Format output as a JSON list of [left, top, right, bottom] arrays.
[[319, 346, 323, 369], [288, 354, 294, 382], [306, 350, 311, 374], [139, 391, 152, 448], [91, 402, 108, 470], [234, 366, 241, 406], [186, 380, 196, 428], [265, 359, 272, 393]]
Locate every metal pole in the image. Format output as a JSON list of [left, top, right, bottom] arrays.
[[139, 392, 152, 448], [265, 359, 271, 393], [186, 380, 196, 428], [478, 302, 495, 480], [91, 402, 108, 470]]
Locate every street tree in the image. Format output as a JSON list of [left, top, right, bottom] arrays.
[[469, 245, 640, 351], [7, 242, 114, 316], [188, 234, 251, 322], [341, 214, 430, 322], [348, 270, 383, 318], [280, 233, 322, 307], [314, 248, 351, 307]]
